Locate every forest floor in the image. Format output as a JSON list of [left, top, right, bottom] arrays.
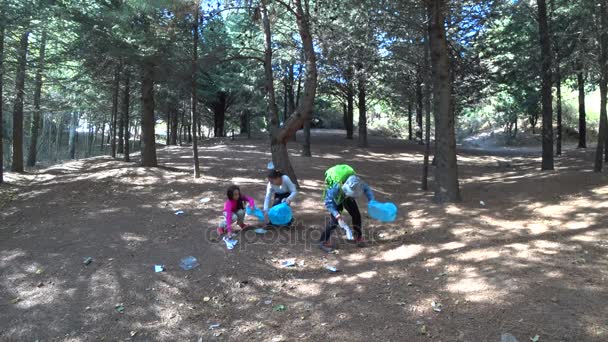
[[1, 130, 608, 342]]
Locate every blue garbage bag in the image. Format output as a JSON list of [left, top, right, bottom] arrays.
[[268, 203, 293, 225], [368, 200, 397, 222], [246, 206, 265, 221]]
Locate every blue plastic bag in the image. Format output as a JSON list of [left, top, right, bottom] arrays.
[[268, 203, 293, 225], [179, 256, 200, 270], [368, 200, 397, 222], [246, 206, 265, 221]]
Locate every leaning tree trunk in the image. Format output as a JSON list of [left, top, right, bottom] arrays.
[[261, 0, 318, 188], [537, 0, 554, 170], [577, 64, 587, 148], [68, 112, 79, 160], [0, 23, 5, 183], [191, 3, 201, 178], [595, 0, 608, 172], [428, 0, 460, 202], [27, 27, 47, 167], [111, 66, 120, 158], [11, 30, 29, 173], [123, 70, 130, 162], [358, 71, 368, 148], [141, 59, 157, 167]]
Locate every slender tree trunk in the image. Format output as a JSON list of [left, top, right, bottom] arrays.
[[428, 0, 460, 202], [537, 0, 554, 170], [26, 28, 47, 167], [123, 70, 130, 162], [11, 30, 29, 173], [283, 70, 288, 122], [0, 23, 4, 183], [358, 72, 368, 148], [346, 83, 354, 139], [556, 63, 562, 156], [577, 66, 587, 148], [416, 70, 423, 145], [191, 3, 201, 178], [595, 0, 608, 172], [170, 108, 178, 145], [141, 59, 157, 167], [295, 63, 303, 108], [422, 41, 432, 191], [302, 118, 311, 156], [68, 112, 78, 160], [408, 98, 413, 141], [55, 115, 63, 160], [100, 122, 105, 150], [111, 66, 120, 158], [88, 124, 94, 157]]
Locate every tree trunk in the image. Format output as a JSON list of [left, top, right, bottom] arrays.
[[123, 70, 130, 162], [346, 83, 354, 139], [26, 28, 47, 167], [170, 108, 178, 145], [111, 66, 120, 158], [428, 0, 460, 202], [577, 66, 587, 148], [537, 0, 554, 170], [422, 40, 432, 191], [556, 64, 562, 156], [0, 23, 4, 183], [595, 0, 608, 172], [358, 72, 368, 148], [416, 69, 424, 145], [408, 98, 413, 141], [11, 30, 29, 173], [302, 118, 311, 156], [191, 4, 201, 178], [100, 121, 105, 150], [295, 63, 303, 108], [141, 59, 157, 167], [55, 115, 63, 161], [68, 112, 78, 160], [283, 69, 289, 123]]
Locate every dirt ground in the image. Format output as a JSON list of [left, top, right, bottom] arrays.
[[1, 130, 608, 342]]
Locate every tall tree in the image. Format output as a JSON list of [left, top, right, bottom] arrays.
[[595, 0, 608, 172], [191, 2, 201, 178], [428, 0, 460, 202], [357, 70, 368, 147], [111, 66, 120, 158], [537, 0, 554, 170], [123, 69, 131, 162], [11, 30, 30, 173], [141, 59, 157, 167], [0, 20, 4, 183], [27, 27, 48, 167], [577, 64, 586, 148], [68, 112, 79, 159]]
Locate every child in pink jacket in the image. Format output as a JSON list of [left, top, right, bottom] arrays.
[[217, 185, 256, 236]]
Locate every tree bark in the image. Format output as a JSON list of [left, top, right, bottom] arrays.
[[26, 28, 47, 167], [408, 98, 413, 141], [358, 72, 368, 148], [123, 70, 130, 162], [416, 69, 424, 145], [346, 82, 354, 139], [11, 30, 29, 173], [428, 0, 460, 202], [302, 118, 311, 156], [141, 59, 157, 167], [100, 121, 105, 151], [556, 61, 562, 156], [422, 40, 432, 191], [595, 0, 608, 172], [577, 65, 587, 148], [191, 3, 201, 178], [537, 0, 554, 170], [68, 112, 79, 160], [0, 23, 4, 183], [111, 66, 120, 158]]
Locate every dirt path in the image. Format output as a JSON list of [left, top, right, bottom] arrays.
[[1, 132, 608, 341]]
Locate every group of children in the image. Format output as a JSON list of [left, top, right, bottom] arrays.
[[217, 164, 375, 253]]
